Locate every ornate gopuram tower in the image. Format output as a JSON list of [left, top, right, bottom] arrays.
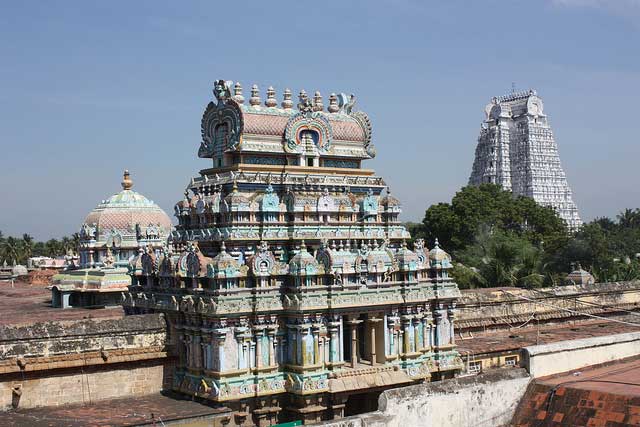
[[125, 80, 462, 425], [469, 90, 582, 230]]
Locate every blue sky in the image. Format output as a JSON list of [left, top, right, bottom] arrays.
[[1, 0, 639, 240]]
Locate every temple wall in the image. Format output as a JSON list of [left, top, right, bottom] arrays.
[[522, 331, 640, 378], [456, 281, 640, 332], [0, 314, 171, 410], [314, 369, 531, 427], [0, 360, 170, 410]]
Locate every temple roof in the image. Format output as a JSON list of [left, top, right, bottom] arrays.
[[82, 171, 172, 239]]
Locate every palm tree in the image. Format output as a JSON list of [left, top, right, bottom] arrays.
[[617, 208, 640, 229], [22, 234, 34, 260]]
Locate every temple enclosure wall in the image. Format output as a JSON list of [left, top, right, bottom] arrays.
[[0, 314, 170, 410], [522, 331, 640, 378], [314, 369, 531, 427], [456, 281, 640, 332]]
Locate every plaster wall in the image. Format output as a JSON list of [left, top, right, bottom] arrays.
[[522, 331, 640, 378], [314, 369, 531, 427]]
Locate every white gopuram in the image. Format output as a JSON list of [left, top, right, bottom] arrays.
[[469, 90, 582, 230]]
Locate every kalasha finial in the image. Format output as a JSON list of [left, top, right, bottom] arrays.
[[233, 82, 244, 104], [313, 91, 323, 112], [282, 88, 293, 109], [265, 86, 277, 107], [250, 84, 261, 106], [121, 170, 133, 190], [298, 89, 308, 105], [328, 93, 339, 113]]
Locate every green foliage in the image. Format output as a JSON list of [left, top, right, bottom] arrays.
[[419, 185, 640, 288], [422, 184, 568, 253], [0, 231, 76, 266]]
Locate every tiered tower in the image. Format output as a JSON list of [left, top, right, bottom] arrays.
[[469, 90, 582, 229], [124, 80, 462, 425]]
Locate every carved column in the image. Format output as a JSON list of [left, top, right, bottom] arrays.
[[267, 327, 276, 367], [387, 317, 397, 357], [448, 304, 456, 345], [235, 326, 250, 370], [433, 309, 444, 348], [254, 328, 264, 369], [367, 317, 382, 365], [346, 319, 363, 368], [312, 324, 321, 365], [423, 313, 432, 350], [412, 317, 421, 353], [401, 316, 412, 355], [213, 328, 228, 372], [328, 321, 340, 364]]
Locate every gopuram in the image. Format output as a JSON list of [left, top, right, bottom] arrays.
[[469, 90, 582, 230], [124, 80, 462, 425]]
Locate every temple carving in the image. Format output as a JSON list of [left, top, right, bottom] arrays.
[[124, 80, 462, 425], [469, 90, 582, 230]]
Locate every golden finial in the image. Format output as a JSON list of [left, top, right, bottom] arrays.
[[121, 170, 133, 190]]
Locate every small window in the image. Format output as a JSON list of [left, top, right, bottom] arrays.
[[505, 356, 517, 367], [307, 158, 314, 167], [468, 360, 482, 374]]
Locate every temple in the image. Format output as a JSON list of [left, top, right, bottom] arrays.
[[468, 90, 582, 230], [51, 171, 172, 308], [124, 80, 462, 425]]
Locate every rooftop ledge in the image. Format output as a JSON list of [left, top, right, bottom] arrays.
[[199, 163, 377, 177]]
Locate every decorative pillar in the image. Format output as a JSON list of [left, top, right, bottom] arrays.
[[267, 328, 276, 366], [235, 326, 250, 370], [448, 304, 456, 345], [387, 317, 397, 356], [433, 308, 444, 348], [312, 324, 321, 365], [412, 317, 421, 353], [254, 328, 264, 369], [422, 313, 431, 350], [401, 316, 412, 355], [328, 321, 340, 364], [351, 323, 357, 368], [213, 328, 228, 372], [367, 317, 382, 365]]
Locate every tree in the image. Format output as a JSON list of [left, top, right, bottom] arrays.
[[422, 184, 568, 253]]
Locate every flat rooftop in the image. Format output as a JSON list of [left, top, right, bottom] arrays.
[[539, 356, 640, 397], [456, 316, 640, 356], [0, 281, 123, 326], [1, 393, 231, 427]]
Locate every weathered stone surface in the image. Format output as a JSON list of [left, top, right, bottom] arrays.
[[0, 313, 170, 410], [456, 281, 640, 331], [0, 314, 166, 360], [313, 369, 531, 427]]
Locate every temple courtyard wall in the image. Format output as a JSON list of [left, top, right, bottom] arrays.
[[0, 314, 171, 410], [314, 329, 640, 427], [313, 369, 531, 427], [456, 281, 640, 333]]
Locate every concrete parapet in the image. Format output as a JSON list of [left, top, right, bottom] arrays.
[[521, 331, 640, 378], [311, 369, 531, 427]]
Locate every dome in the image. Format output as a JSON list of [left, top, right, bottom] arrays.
[[394, 241, 419, 271], [81, 171, 172, 244], [223, 182, 251, 211], [289, 241, 320, 275], [429, 238, 452, 268]]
